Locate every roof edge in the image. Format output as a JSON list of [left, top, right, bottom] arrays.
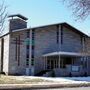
[[0, 22, 89, 38]]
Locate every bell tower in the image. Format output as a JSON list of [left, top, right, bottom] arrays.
[[8, 14, 28, 32]]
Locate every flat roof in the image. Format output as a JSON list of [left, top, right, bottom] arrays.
[[43, 51, 89, 57], [8, 14, 28, 20]]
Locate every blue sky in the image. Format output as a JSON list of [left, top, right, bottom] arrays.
[[5, 0, 90, 35]]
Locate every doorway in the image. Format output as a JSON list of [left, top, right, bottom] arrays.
[[47, 56, 59, 70]]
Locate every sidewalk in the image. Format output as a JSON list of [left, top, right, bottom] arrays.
[[0, 76, 90, 89], [0, 82, 90, 89]]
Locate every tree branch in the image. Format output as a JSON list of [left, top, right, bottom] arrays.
[[0, 0, 7, 34], [63, 0, 90, 20]]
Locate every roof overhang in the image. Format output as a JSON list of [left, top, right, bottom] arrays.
[[8, 14, 28, 20], [42, 51, 90, 57]]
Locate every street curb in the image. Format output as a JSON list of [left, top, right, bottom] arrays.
[[0, 83, 90, 89]]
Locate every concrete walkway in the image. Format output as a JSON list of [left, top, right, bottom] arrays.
[[0, 82, 90, 89], [0, 76, 90, 89]]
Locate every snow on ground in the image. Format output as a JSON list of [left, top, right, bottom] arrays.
[[11, 76, 90, 84], [66, 77, 90, 82]]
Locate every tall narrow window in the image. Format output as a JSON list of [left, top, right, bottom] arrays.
[[15, 37, 18, 61], [61, 25, 63, 44], [84, 37, 86, 43], [17, 35, 20, 66], [80, 36, 83, 45], [26, 30, 30, 67], [31, 29, 35, 66], [26, 59, 29, 66], [27, 45, 29, 49], [56, 25, 59, 44], [83, 37, 86, 51], [27, 30, 30, 38]]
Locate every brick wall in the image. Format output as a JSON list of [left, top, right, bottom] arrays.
[[9, 30, 27, 75], [9, 19, 27, 32], [3, 35, 10, 74], [34, 25, 83, 74]]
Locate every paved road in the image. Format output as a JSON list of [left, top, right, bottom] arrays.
[[35, 87, 90, 90], [0, 87, 90, 90]]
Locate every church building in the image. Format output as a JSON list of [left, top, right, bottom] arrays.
[[0, 14, 90, 77]]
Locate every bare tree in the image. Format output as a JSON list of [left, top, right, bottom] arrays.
[[0, 0, 7, 35], [63, 0, 90, 20]]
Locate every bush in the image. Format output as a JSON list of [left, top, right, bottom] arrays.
[[0, 72, 6, 75], [51, 70, 55, 77]]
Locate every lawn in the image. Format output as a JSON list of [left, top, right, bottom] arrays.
[[0, 75, 51, 84]]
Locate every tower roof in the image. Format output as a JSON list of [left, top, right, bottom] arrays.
[[8, 14, 28, 20]]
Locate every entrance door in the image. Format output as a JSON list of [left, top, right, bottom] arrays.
[[60, 57, 73, 68], [47, 60, 54, 70], [51, 60, 54, 69], [47, 59, 58, 70]]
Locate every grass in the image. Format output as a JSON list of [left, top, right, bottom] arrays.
[[0, 75, 51, 84]]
